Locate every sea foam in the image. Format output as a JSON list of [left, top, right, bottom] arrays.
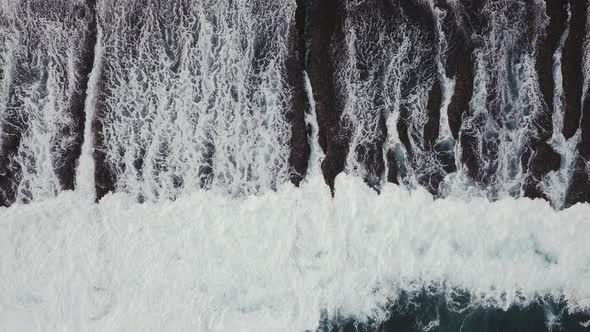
[[1, 175, 589, 331]]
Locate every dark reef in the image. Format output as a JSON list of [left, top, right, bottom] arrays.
[[1, 0, 589, 207], [304, 0, 349, 193]]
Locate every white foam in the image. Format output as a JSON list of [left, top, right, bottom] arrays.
[[1, 174, 589, 331]]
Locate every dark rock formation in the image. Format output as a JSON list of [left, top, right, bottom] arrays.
[[425, 75, 443, 151], [2, 0, 590, 206], [561, 0, 587, 140], [285, 0, 311, 187], [0, 4, 38, 206], [523, 0, 567, 199], [456, 0, 486, 184], [0, 64, 25, 207], [92, 66, 116, 202], [537, 0, 568, 116], [445, 0, 478, 140], [57, 0, 98, 191], [304, 0, 348, 193], [397, 0, 437, 152], [395, 0, 442, 193], [566, 85, 590, 207], [563, 0, 590, 207]]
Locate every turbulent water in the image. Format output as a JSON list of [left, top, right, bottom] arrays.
[[1, 0, 590, 331], [2, 176, 590, 331]]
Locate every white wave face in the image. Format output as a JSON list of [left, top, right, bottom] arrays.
[[1, 174, 589, 331]]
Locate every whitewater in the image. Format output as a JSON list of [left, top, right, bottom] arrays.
[[2, 0, 590, 330], [1, 175, 590, 331]]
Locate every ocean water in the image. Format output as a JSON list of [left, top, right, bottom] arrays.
[[2, 0, 590, 330]]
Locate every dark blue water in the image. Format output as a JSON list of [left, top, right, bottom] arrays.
[[317, 290, 590, 332]]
